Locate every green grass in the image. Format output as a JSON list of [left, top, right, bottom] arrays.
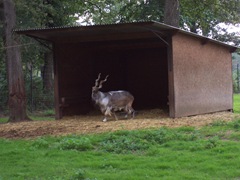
[[0, 117, 8, 123], [234, 93, 240, 113], [0, 109, 55, 123], [1, 120, 240, 179]]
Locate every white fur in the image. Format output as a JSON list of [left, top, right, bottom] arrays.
[[101, 97, 109, 106]]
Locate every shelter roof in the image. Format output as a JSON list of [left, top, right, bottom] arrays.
[[15, 21, 238, 52]]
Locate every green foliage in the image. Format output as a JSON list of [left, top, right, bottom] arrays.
[[57, 136, 94, 151], [32, 137, 50, 149], [42, 109, 55, 116], [25, 75, 54, 111], [96, 127, 201, 154], [28, 127, 221, 155], [99, 131, 149, 153], [70, 169, 86, 180], [0, 117, 8, 123], [15, 0, 81, 28], [229, 119, 240, 130], [0, 0, 83, 116], [75, 0, 240, 46], [142, 127, 174, 144], [205, 136, 220, 149], [180, 0, 240, 38], [79, 0, 165, 25]]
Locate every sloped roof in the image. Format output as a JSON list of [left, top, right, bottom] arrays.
[[15, 21, 237, 52]]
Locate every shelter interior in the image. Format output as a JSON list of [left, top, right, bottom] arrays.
[[55, 37, 169, 117]]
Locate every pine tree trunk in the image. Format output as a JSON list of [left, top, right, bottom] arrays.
[[164, 0, 180, 27], [3, 0, 30, 122]]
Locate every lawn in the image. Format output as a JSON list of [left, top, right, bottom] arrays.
[[1, 121, 240, 179], [234, 93, 240, 113], [0, 94, 239, 179]]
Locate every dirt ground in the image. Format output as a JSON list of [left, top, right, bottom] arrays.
[[0, 109, 239, 139]]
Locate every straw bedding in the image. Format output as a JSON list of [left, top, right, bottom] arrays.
[[0, 109, 238, 139]]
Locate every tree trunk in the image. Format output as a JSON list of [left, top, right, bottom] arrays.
[[164, 0, 180, 27], [3, 0, 30, 122], [43, 51, 53, 92], [42, 0, 54, 94]]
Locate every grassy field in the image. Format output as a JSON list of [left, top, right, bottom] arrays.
[[234, 93, 240, 113], [0, 94, 239, 179], [1, 121, 240, 179]]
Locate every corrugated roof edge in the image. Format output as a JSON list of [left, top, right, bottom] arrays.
[[14, 20, 238, 52], [14, 20, 152, 32]]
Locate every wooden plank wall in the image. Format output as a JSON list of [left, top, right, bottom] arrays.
[[172, 33, 233, 117]]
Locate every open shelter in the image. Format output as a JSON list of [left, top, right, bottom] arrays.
[[15, 21, 237, 119]]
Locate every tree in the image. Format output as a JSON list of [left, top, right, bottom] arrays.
[[164, 0, 180, 27], [40, 0, 84, 92], [77, 0, 239, 47], [180, 0, 240, 37], [78, 0, 165, 25], [2, 0, 30, 122], [17, 0, 81, 93]]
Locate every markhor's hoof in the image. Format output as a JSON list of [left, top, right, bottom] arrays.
[[102, 118, 107, 122]]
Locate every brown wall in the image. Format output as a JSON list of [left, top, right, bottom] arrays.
[[172, 33, 233, 117]]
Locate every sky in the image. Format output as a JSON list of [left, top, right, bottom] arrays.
[[218, 23, 240, 34]]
